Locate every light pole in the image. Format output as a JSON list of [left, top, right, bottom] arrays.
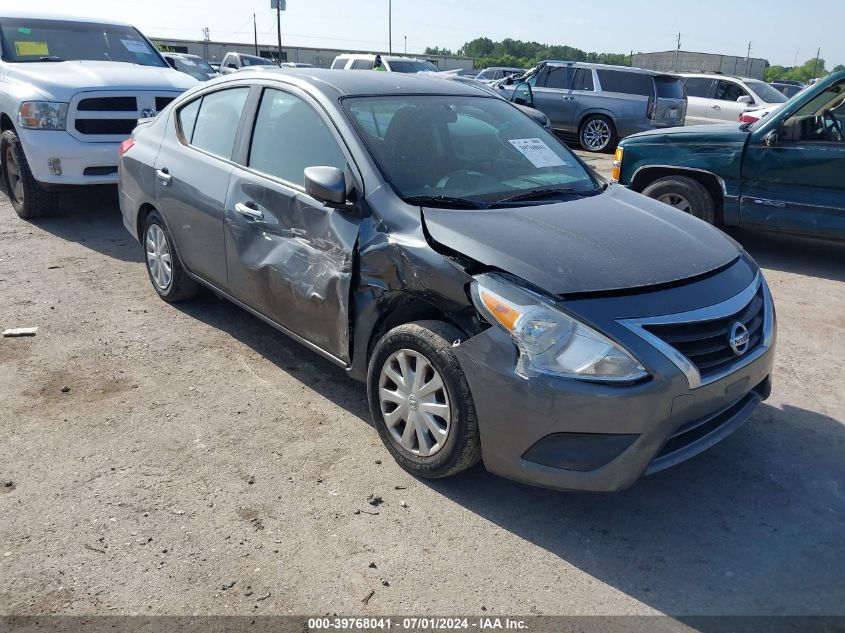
[[404, 35, 407, 55], [388, 0, 392, 55]]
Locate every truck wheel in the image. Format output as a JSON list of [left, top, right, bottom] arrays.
[[642, 176, 716, 224], [1, 130, 60, 219], [579, 115, 617, 153], [368, 321, 481, 479]]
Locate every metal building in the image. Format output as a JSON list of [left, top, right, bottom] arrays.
[[632, 50, 769, 80], [150, 36, 474, 71]]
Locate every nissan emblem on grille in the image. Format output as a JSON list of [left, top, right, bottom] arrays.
[[729, 321, 750, 356]]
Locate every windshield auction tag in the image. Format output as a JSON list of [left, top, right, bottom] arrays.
[[509, 138, 568, 168], [15, 41, 49, 56]]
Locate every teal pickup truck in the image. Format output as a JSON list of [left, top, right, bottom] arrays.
[[614, 71, 845, 240]]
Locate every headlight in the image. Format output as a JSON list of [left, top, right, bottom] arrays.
[[18, 102, 68, 130], [471, 273, 647, 383]]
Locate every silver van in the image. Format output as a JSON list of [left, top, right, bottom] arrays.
[[502, 61, 687, 152]]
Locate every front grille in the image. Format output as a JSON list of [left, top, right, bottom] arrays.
[[644, 286, 765, 379], [75, 119, 138, 135], [78, 97, 138, 112], [155, 96, 175, 111]]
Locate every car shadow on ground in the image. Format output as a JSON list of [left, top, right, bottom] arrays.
[[725, 228, 845, 282], [174, 291, 845, 617], [26, 188, 142, 264]]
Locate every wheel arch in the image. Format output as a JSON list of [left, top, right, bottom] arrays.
[[578, 109, 618, 130], [0, 113, 15, 133], [629, 166, 725, 224]]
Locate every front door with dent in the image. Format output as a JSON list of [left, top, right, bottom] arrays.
[[224, 86, 362, 363]]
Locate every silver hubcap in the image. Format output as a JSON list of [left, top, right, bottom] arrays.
[[145, 224, 173, 290], [582, 119, 611, 151], [657, 193, 693, 213], [378, 349, 451, 457], [5, 147, 24, 203]]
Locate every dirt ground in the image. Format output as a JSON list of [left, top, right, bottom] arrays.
[[1, 157, 844, 618]]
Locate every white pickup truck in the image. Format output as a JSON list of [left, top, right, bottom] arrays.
[[0, 12, 197, 218]]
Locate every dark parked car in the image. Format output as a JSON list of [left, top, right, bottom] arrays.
[[439, 75, 552, 130], [769, 81, 806, 99], [615, 70, 845, 240], [118, 70, 775, 492], [500, 61, 686, 152]]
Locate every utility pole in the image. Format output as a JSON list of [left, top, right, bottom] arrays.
[[202, 27, 210, 61], [253, 14, 258, 56], [813, 47, 821, 78], [404, 35, 407, 55], [675, 33, 681, 72], [794, 48, 799, 68], [388, 0, 393, 55], [745, 41, 752, 76]]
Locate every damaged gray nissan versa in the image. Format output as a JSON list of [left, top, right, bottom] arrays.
[[118, 70, 776, 492]]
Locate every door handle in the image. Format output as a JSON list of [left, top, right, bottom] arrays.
[[562, 96, 574, 101], [235, 202, 264, 221], [156, 168, 172, 185], [711, 104, 721, 110]]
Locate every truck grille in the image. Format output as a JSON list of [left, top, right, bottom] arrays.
[[75, 119, 139, 135], [644, 286, 765, 380], [155, 96, 176, 110], [77, 97, 138, 112]]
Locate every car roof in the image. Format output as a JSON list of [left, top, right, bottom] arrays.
[[227, 68, 492, 98], [0, 10, 133, 26], [678, 72, 758, 82], [335, 54, 425, 62], [539, 60, 667, 76]]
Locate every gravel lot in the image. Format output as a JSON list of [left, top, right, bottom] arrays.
[[1, 154, 844, 617]]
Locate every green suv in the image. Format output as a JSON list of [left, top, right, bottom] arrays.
[[614, 70, 845, 240]]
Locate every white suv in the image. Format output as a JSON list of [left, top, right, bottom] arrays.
[[0, 12, 196, 218], [330, 54, 438, 73], [679, 73, 788, 125]]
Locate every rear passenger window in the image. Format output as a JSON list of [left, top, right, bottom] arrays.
[[682, 77, 714, 98], [573, 68, 594, 91], [248, 89, 346, 186], [544, 66, 574, 90], [187, 88, 249, 159], [177, 98, 200, 141], [597, 70, 653, 96], [351, 59, 373, 70]]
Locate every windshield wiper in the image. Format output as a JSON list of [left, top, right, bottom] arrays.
[[402, 195, 491, 209], [39, 56, 64, 62], [494, 186, 598, 204]]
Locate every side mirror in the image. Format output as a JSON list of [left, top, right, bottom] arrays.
[[305, 166, 347, 206], [764, 129, 779, 147], [737, 95, 753, 105]]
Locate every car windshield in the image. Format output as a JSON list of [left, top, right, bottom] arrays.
[[343, 95, 598, 205], [0, 18, 166, 66], [745, 80, 788, 103], [171, 57, 212, 80], [389, 60, 439, 73], [241, 55, 275, 66]]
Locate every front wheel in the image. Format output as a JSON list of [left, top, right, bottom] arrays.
[[1, 130, 59, 219], [367, 321, 481, 479], [642, 176, 716, 224], [579, 115, 617, 153]]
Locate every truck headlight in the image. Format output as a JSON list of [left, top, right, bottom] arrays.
[[18, 102, 69, 130], [471, 273, 647, 383]]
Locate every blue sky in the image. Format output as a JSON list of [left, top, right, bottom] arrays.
[[6, 0, 844, 68]]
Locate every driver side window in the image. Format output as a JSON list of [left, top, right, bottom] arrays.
[[781, 81, 845, 143], [714, 80, 748, 102]]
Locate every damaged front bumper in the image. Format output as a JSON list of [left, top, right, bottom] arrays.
[[453, 316, 775, 493]]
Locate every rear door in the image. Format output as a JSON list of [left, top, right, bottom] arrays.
[[653, 75, 687, 126], [224, 85, 362, 363], [740, 78, 845, 239], [681, 77, 716, 125], [710, 79, 751, 123], [154, 86, 250, 288]]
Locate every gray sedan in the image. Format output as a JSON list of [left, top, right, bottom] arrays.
[[118, 69, 775, 491]]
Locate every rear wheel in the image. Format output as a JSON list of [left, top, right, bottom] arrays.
[[642, 175, 717, 224], [579, 115, 617, 153], [1, 130, 59, 219], [367, 321, 481, 479], [142, 210, 199, 302]]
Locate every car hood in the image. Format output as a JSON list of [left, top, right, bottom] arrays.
[[622, 122, 750, 145], [4, 60, 197, 100], [422, 185, 740, 296]]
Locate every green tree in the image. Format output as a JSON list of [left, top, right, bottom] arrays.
[[424, 46, 454, 56], [153, 41, 175, 53], [833, 64, 845, 73], [450, 37, 629, 71]]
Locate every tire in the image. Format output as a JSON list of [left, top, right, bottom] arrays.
[[367, 320, 481, 479], [579, 115, 617, 153], [642, 175, 717, 224], [1, 129, 60, 219], [142, 210, 199, 302]]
